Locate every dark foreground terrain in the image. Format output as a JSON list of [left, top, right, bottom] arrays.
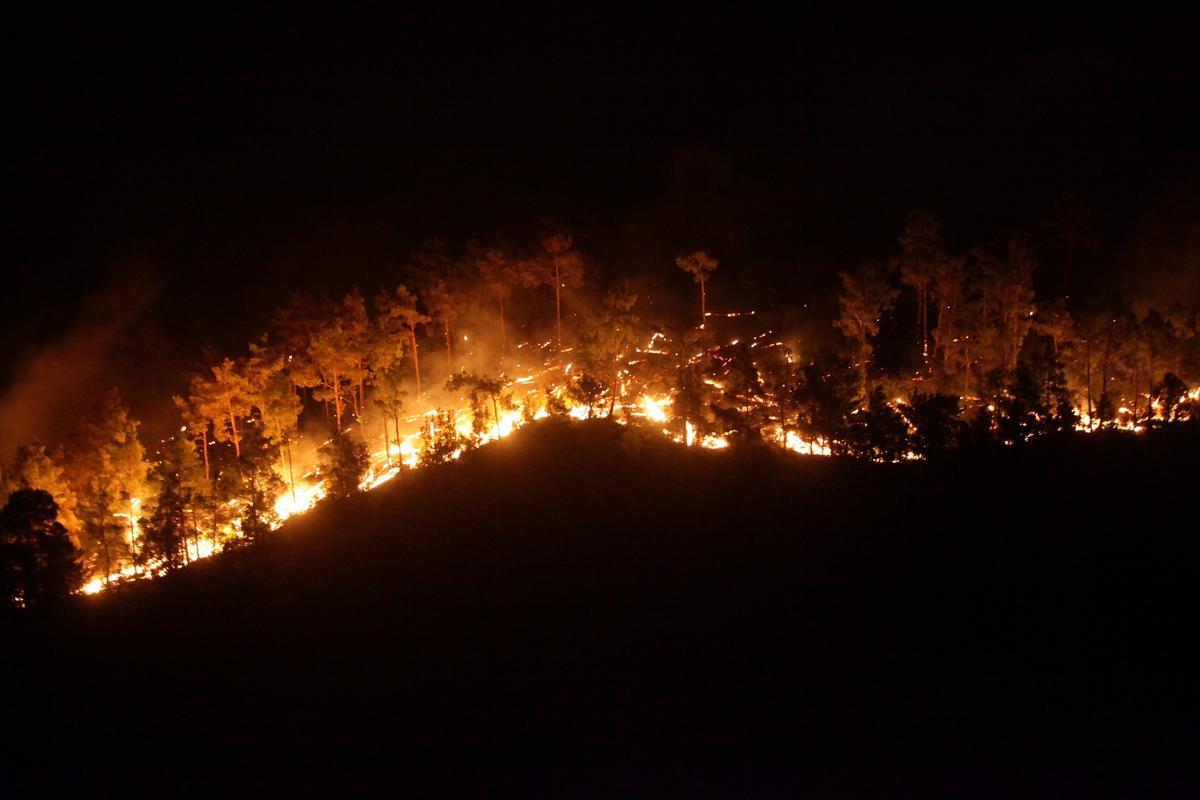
[[3, 420, 1199, 796]]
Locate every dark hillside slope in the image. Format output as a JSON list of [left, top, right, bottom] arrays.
[[4, 419, 1199, 795]]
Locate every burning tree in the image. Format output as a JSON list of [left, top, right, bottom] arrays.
[[793, 351, 857, 451], [319, 431, 370, 501], [12, 205, 1198, 600], [231, 424, 285, 542], [246, 339, 304, 503], [375, 284, 430, 398], [305, 302, 361, 432], [419, 410, 468, 466], [675, 250, 718, 328], [891, 210, 949, 362], [338, 290, 375, 434], [523, 232, 584, 349], [373, 362, 408, 467], [174, 392, 214, 482], [446, 372, 507, 436], [834, 260, 898, 406], [672, 361, 719, 444], [423, 277, 467, 379], [140, 436, 198, 572], [474, 246, 519, 355], [575, 281, 640, 417], [63, 389, 148, 584], [208, 358, 256, 459]]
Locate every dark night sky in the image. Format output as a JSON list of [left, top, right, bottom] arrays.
[[4, 11, 1199, 447]]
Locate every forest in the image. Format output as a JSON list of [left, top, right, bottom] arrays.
[[2, 210, 1198, 606]]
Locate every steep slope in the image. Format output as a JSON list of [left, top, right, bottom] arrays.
[[3, 419, 1198, 796]]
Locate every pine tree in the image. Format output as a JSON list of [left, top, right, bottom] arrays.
[[0, 443, 81, 541], [675, 251, 718, 328], [446, 372, 506, 435], [338, 290, 374, 431], [711, 343, 767, 445], [891, 210, 948, 362], [576, 281, 640, 416], [794, 351, 857, 452], [318, 430, 370, 501], [844, 388, 909, 462], [474, 246, 518, 354], [247, 338, 304, 503], [523, 232, 584, 349], [900, 393, 963, 458], [63, 389, 148, 585], [373, 360, 408, 466], [834, 260, 898, 406], [375, 284, 429, 399], [306, 304, 359, 432], [672, 361, 718, 444], [209, 358, 255, 458], [419, 410, 468, 466], [423, 278, 467, 379], [232, 424, 284, 543], [1, 489, 82, 606], [140, 437, 194, 571]]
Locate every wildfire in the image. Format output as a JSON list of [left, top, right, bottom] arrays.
[[275, 479, 327, 521], [640, 395, 670, 423], [78, 323, 1197, 597]]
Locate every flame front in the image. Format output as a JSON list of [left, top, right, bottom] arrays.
[[79, 322, 1197, 595]]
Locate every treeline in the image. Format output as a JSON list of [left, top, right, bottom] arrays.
[[837, 211, 1200, 426], [2, 219, 1199, 605]]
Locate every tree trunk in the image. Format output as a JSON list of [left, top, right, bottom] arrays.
[[1045, 369, 1052, 418], [355, 398, 368, 443], [410, 331, 422, 398], [444, 321, 454, 378], [100, 524, 112, 588], [936, 305, 954, 364], [357, 365, 366, 421], [1100, 327, 1112, 415], [1131, 366, 1139, 421], [1085, 337, 1093, 419], [860, 337, 869, 406], [553, 257, 563, 348], [227, 399, 240, 458], [1147, 350, 1155, 418], [920, 283, 929, 363], [381, 418, 389, 467], [332, 375, 343, 430], [699, 277, 707, 327], [191, 508, 201, 561], [284, 439, 296, 507], [608, 370, 618, 418], [199, 433, 210, 482], [393, 413, 402, 469], [498, 292, 507, 354], [129, 498, 139, 577]]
